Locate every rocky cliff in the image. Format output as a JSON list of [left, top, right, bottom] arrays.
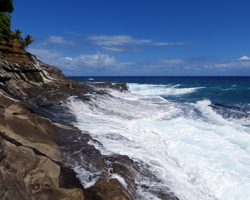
[[0, 33, 133, 200]]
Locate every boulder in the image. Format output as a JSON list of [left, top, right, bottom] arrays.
[[0, 139, 83, 200]]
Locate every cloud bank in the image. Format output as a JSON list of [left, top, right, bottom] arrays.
[[88, 35, 192, 52], [29, 44, 250, 76], [42, 34, 192, 52], [29, 47, 134, 75], [29, 33, 250, 76]]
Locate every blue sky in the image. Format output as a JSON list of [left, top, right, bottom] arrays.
[[11, 0, 250, 76]]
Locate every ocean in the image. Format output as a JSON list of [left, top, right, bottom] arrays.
[[68, 76, 250, 200]]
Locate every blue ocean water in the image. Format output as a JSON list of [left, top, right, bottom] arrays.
[[68, 76, 250, 200], [70, 76, 250, 104]]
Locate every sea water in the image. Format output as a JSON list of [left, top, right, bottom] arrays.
[[68, 76, 250, 200]]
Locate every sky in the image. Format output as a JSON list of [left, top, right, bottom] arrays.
[[11, 0, 250, 76]]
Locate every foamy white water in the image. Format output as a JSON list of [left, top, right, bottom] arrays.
[[128, 83, 204, 97], [67, 83, 250, 200]]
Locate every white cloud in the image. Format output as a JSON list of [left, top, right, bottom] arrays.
[[88, 35, 193, 52], [65, 57, 73, 61], [88, 35, 152, 52], [29, 47, 63, 63], [214, 63, 228, 68], [44, 36, 78, 45], [28, 46, 250, 76], [101, 46, 127, 52], [74, 52, 135, 70], [88, 35, 152, 46], [153, 42, 192, 46], [142, 56, 250, 75], [238, 55, 250, 60], [40, 34, 193, 53], [29, 47, 135, 73], [159, 59, 184, 64], [153, 42, 170, 46], [214, 57, 250, 69], [29, 47, 76, 69], [79, 52, 117, 67]]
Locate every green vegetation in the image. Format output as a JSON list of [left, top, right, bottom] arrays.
[[1, 1, 35, 49], [0, 0, 14, 12], [14, 29, 36, 50], [14, 28, 23, 38], [0, 0, 14, 41], [0, 12, 11, 41], [21, 35, 35, 50]]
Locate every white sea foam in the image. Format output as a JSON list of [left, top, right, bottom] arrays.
[[128, 83, 203, 97], [67, 83, 250, 200], [74, 165, 99, 188]]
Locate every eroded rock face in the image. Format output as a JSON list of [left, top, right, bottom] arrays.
[[85, 178, 133, 200], [0, 35, 134, 200], [0, 93, 61, 163], [0, 139, 83, 200], [0, 36, 85, 199], [0, 92, 84, 199]]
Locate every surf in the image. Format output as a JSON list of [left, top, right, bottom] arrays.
[[67, 78, 250, 200]]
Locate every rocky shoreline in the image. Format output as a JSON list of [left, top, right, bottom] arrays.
[[0, 34, 180, 200], [0, 34, 134, 200]]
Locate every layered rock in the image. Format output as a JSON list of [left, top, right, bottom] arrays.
[[0, 33, 134, 200], [0, 53, 84, 199]]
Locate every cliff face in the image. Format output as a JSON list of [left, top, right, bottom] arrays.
[[0, 32, 32, 65], [0, 34, 134, 200], [0, 33, 85, 200]]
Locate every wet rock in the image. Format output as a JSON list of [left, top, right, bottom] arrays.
[[59, 166, 83, 189], [79, 80, 129, 93], [84, 178, 133, 200], [103, 154, 180, 200]]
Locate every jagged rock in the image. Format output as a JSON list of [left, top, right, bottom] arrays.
[[0, 74, 11, 81], [80, 80, 130, 93]]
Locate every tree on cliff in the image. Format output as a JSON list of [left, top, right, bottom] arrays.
[[21, 35, 35, 50], [14, 29, 24, 48], [0, 0, 35, 49], [0, 0, 14, 41], [13, 29, 35, 50], [14, 29, 23, 38], [0, 0, 14, 13]]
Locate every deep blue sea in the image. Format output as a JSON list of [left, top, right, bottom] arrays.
[[70, 76, 250, 104], [68, 76, 250, 200]]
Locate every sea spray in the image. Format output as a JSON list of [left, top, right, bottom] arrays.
[[68, 77, 250, 200]]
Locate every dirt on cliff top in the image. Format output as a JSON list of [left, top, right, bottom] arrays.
[[0, 32, 32, 65]]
